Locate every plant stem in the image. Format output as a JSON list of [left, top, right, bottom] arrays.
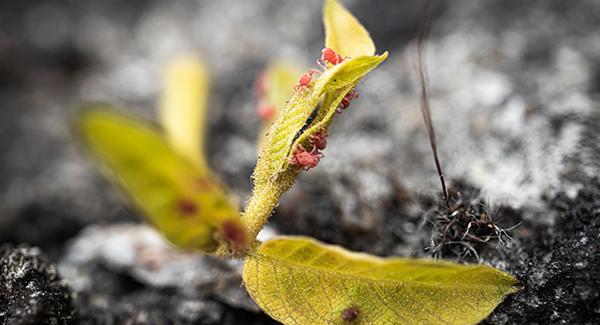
[[240, 187, 283, 240]]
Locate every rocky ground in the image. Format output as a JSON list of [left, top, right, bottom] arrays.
[[1, 0, 600, 324]]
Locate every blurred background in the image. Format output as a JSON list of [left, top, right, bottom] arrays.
[[1, 0, 600, 324]]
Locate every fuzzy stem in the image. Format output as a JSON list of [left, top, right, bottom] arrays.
[[241, 187, 283, 240], [241, 174, 294, 240]]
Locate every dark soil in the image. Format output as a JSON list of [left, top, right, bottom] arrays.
[[1, 0, 600, 324], [0, 245, 74, 324]]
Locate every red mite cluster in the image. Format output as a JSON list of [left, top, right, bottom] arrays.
[[289, 48, 360, 171], [289, 129, 328, 171], [294, 47, 359, 112]]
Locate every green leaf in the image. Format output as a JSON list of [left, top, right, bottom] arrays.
[[240, 0, 388, 240], [324, 0, 375, 58], [243, 236, 518, 325], [242, 53, 387, 239], [262, 62, 303, 119], [159, 55, 210, 171], [256, 62, 303, 149], [77, 108, 248, 254]]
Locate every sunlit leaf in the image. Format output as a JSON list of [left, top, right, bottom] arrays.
[[242, 53, 387, 239], [324, 0, 375, 58], [159, 55, 210, 170], [256, 62, 302, 148], [262, 62, 303, 119], [243, 236, 518, 325], [77, 108, 248, 254]]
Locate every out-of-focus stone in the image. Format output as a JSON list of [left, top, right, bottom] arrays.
[[59, 223, 259, 312]]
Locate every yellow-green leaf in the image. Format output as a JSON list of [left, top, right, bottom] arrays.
[[159, 55, 210, 171], [324, 0, 375, 58], [262, 62, 303, 119], [77, 107, 248, 254], [242, 53, 387, 239], [243, 236, 518, 325], [256, 62, 302, 148]]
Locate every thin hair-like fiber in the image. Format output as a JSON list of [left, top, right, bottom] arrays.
[[417, 0, 448, 206]]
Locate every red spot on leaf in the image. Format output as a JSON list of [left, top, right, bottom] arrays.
[[341, 307, 359, 322], [221, 219, 248, 251], [176, 198, 198, 216]]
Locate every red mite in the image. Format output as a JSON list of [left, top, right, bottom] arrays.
[[294, 69, 321, 92], [310, 129, 328, 150], [319, 47, 345, 67], [337, 88, 359, 112], [256, 102, 276, 120], [289, 144, 323, 171]]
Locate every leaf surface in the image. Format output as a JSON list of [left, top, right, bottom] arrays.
[[256, 62, 302, 148], [159, 55, 210, 170], [77, 108, 247, 253], [262, 62, 302, 119], [243, 236, 518, 325], [242, 53, 387, 238], [324, 0, 375, 58]]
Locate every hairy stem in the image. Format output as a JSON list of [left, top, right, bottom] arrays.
[[240, 174, 295, 240]]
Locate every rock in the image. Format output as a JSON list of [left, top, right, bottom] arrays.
[[60, 223, 259, 312], [76, 285, 225, 325], [0, 245, 73, 325], [485, 178, 600, 324]]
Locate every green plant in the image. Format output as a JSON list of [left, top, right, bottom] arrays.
[[77, 0, 518, 324]]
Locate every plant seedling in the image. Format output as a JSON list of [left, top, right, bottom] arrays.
[[77, 0, 518, 324]]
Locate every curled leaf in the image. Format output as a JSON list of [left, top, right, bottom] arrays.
[[159, 55, 210, 170], [324, 0, 375, 58], [242, 53, 387, 239], [243, 236, 518, 325], [77, 108, 247, 254], [254, 54, 387, 187]]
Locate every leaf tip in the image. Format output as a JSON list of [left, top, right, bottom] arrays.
[[323, 0, 376, 58]]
